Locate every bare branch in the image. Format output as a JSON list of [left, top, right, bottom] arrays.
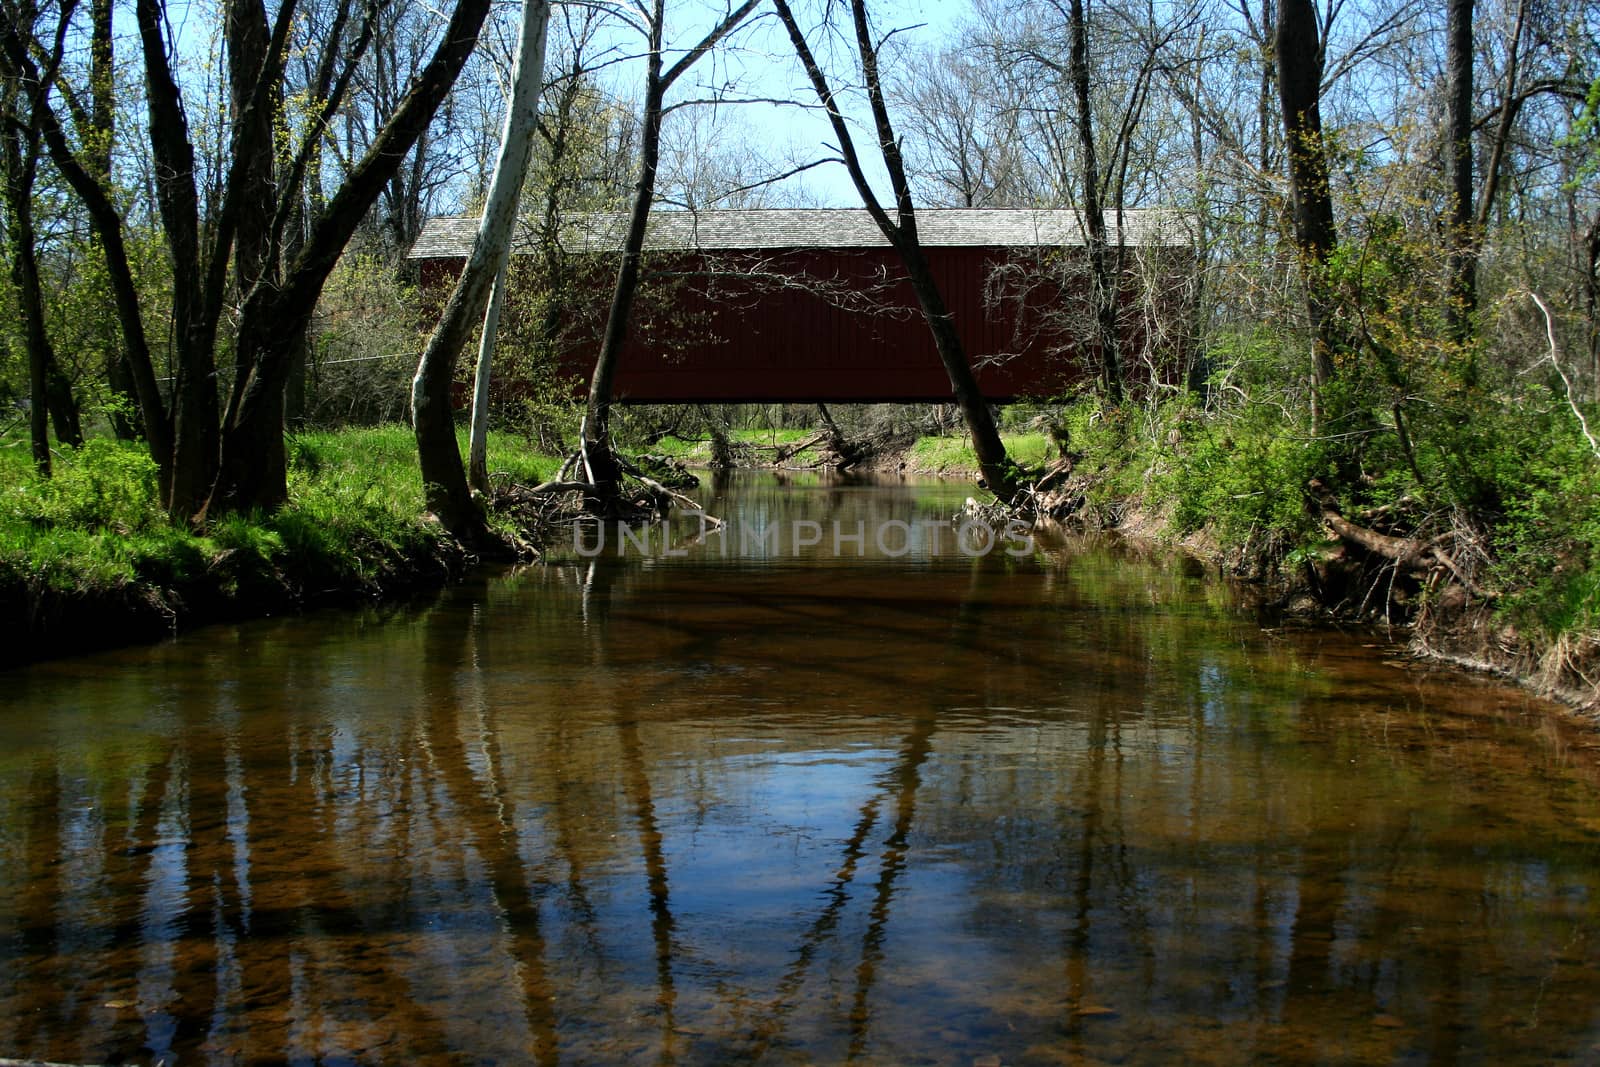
[[660, 0, 760, 90], [1527, 291, 1600, 460]]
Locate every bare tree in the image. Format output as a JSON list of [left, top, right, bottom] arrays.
[[580, 0, 760, 513], [772, 0, 1017, 501], [891, 40, 1034, 208]]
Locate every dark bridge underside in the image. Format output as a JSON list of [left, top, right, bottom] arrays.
[[424, 245, 1092, 403], [579, 247, 1078, 403]]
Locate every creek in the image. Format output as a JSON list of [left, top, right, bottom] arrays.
[[2, 472, 1597, 1065]]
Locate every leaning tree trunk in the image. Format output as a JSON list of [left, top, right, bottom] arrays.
[[580, 0, 758, 514], [205, 0, 495, 518], [412, 0, 550, 541], [773, 0, 1016, 501], [582, 71, 662, 514]]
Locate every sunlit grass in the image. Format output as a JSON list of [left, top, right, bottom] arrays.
[[0, 425, 562, 606], [909, 430, 1052, 473]]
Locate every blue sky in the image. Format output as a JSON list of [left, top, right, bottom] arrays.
[[621, 0, 974, 208]]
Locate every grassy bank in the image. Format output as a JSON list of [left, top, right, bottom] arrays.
[[648, 427, 829, 465], [1016, 391, 1600, 712], [903, 431, 1052, 475], [644, 424, 1056, 475], [1, 426, 561, 665]]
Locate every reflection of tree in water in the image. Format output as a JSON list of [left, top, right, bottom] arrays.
[[6, 503, 1600, 1064], [419, 603, 563, 1064], [728, 565, 1008, 1060]]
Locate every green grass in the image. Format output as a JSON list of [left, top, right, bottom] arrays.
[[732, 427, 814, 446], [647, 427, 824, 464], [909, 430, 1052, 473], [645, 435, 703, 461], [1, 425, 562, 613]]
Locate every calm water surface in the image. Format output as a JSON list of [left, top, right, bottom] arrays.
[[2, 472, 1598, 1065]]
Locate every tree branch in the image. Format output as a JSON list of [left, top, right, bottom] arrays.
[[1527, 290, 1600, 460]]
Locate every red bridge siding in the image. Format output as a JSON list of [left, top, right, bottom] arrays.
[[421, 245, 1084, 403]]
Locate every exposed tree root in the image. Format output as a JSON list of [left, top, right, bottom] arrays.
[[499, 436, 717, 539]]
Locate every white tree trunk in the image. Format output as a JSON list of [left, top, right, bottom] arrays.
[[465, 0, 550, 492], [411, 0, 549, 525], [469, 257, 508, 491]]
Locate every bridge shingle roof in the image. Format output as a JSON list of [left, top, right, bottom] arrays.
[[408, 207, 1189, 259]]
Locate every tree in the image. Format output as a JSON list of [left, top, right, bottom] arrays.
[[1445, 0, 1475, 341], [1065, 0, 1124, 402], [209, 0, 500, 517], [772, 0, 1018, 501], [1, 11, 173, 481], [412, 0, 551, 542], [1275, 0, 1340, 417], [580, 0, 760, 513], [329, 0, 498, 270], [2, 0, 495, 518], [524, 8, 637, 369], [0, 0, 84, 473], [947, 0, 1196, 400], [891, 39, 1034, 209]]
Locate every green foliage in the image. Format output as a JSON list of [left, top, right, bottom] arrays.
[[303, 252, 424, 426], [3, 437, 164, 532], [1561, 76, 1600, 190], [1, 439, 197, 592], [1159, 401, 1326, 544], [909, 430, 1051, 474], [0, 426, 562, 614], [1442, 392, 1600, 638], [1050, 310, 1600, 647]]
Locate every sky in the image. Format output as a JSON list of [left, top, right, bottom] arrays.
[[598, 0, 976, 209], [113, 0, 975, 212]]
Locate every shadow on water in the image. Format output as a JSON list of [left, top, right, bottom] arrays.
[[2, 472, 1600, 1064]]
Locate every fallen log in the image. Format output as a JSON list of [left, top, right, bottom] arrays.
[[1309, 479, 1492, 599]]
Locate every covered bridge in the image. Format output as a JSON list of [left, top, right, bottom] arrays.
[[408, 208, 1189, 403]]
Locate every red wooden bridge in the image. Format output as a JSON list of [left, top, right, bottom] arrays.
[[409, 208, 1189, 403]]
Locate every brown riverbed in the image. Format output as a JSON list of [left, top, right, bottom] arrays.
[[2, 471, 1597, 1065]]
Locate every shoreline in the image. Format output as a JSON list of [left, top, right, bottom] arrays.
[[1062, 496, 1600, 720], [2, 535, 473, 671], [7, 435, 1594, 719], [790, 439, 1600, 719]]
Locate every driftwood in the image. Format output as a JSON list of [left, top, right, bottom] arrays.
[[525, 479, 593, 495], [515, 427, 709, 520], [1309, 479, 1490, 598]]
